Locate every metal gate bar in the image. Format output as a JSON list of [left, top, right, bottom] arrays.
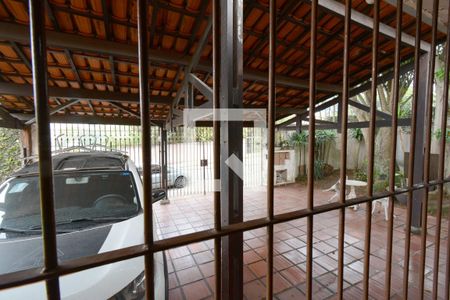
[[439, 5, 450, 299], [265, 0, 276, 298], [363, 0, 380, 296], [29, 0, 60, 299], [137, 0, 154, 299], [419, 0, 439, 298], [212, 0, 221, 298], [0, 179, 449, 289], [306, 0, 318, 298], [403, 0, 423, 298], [384, 0, 403, 297], [0, 1, 449, 299], [337, 0, 351, 298]]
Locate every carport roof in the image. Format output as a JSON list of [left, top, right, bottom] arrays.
[[0, 0, 445, 126]]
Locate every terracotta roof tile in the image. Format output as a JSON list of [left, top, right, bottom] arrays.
[[0, 0, 443, 121]]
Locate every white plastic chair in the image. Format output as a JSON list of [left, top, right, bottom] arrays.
[[324, 176, 349, 203], [372, 198, 389, 221], [324, 177, 363, 210], [324, 180, 340, 203]]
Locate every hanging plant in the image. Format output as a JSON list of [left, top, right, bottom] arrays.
[[350, 128, 364, 142]]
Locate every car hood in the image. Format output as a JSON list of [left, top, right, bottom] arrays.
[[0, 214, 166, 300], [0, 224, 112, 275]]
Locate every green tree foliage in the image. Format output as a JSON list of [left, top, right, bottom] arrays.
[[433, 128, 450, 142], [350, 128, 364, 142], [0, 128, 22, 181], [289, 130, 336, 179]]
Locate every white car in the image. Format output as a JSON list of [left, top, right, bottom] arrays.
[[0, 152, 167, 299], [151, 164, 187, 189], [137, 165, 187, 189]]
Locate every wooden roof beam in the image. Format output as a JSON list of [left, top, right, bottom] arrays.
[[12, 114, 166, 126], [278, 59, 415, 128], [109, 102, 140, 118], [25, 99, 81, 125], [0, 106, 24, 129], [0, 22, 341, 93], [187, 74, 213, 102], [383, 0, 447, 35], [0, 81, 310, 116], [0, 82, 172, 104], [316, 0, 432, 52], [64, 49, 82, 83], [171, 17, 212, 110]]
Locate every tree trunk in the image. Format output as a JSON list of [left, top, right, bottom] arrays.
[[432, 57, 445, 153]]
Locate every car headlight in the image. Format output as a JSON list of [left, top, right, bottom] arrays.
[[109, 271, 146, 300]]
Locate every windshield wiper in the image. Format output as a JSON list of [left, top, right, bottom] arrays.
[[0, 226, 42, 234], [0, 226, 71, 234], [28, 216, 129, 230]]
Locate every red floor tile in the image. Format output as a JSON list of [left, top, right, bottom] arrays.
[[155, 184, 448, 299], [177, 266, 203, 285], [182, 280, 212, 300]]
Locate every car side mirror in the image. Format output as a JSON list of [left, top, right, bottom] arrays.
[[151, 189, 166, 203]]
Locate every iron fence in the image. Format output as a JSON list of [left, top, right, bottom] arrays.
[[50, 124, 265, 198], [0, 0, 448, 299]]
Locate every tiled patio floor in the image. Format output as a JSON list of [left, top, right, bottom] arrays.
[[154, 183, 449, 300]]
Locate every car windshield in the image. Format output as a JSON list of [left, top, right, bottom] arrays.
[[0, 171, 140, 234]]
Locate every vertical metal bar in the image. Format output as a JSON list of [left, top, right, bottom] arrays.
[[306, 0, 318, 298], [266, 0, 276, 298], [161, 126, 169, 200], [419, 0, 439, 297], [363, 0, 379, 297], [28, 0, 61, 299], [137, 0, 154, 299], [188, 82, 194, 108], [212, 0, 221, 298], [404, 0, 423, 297], [336, 101, 342, 134], [337, 0, 351, 298], [219, 0, 244, 298], [384, 0, 402, 297], [202, 141, 206, 195], [437, 6, 450, 300]]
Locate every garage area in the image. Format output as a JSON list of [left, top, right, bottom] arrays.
[[0, 0, 449, 299]]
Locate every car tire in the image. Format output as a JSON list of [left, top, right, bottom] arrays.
[[174, 176, 186, 188]]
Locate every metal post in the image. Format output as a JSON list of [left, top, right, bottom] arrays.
[[219, 0, 244, 299], [385, 0, 403, 297], [363, 0, 380, 296], [306, 0, 318, 298], [137, 0, 154, 299], [266, 0, 276, 298], [418, 1, 438, 296], [202, 141, 206, 195], [438, 5, 450, 300], [212, 0, 222, 298], [336, 100, 342, 133], [411, 53, 429, 231], [337, 1, 351, 298], [28, 0, 60, 298], [295, 114, 301, 133], [403, 1, 423, 296], [188, 83, 194, 109], [160, 126, 169, 204]]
